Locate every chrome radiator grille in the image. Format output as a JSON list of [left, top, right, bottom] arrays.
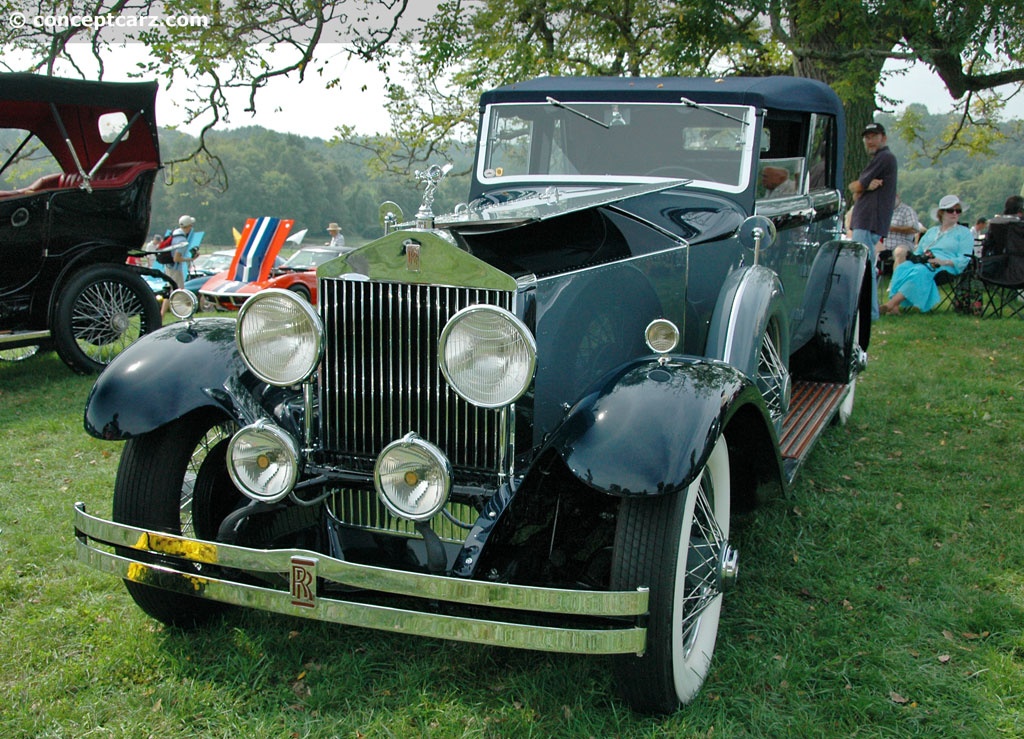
[[318, 278, 512, 479]]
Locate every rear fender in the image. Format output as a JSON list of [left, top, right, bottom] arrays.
[[543, 356, 778, 498], [84, 319, 284, 440], [790, 239, 871, 383]]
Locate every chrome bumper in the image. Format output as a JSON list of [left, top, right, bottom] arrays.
[[73, 503, 648, 655]]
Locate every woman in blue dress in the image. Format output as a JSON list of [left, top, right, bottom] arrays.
[[880, 194, 974, 314]]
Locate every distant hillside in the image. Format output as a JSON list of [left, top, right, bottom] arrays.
[[150, 127, 474, 247]]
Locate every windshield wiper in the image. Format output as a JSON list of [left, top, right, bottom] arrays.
[[546, 97, 610, 129], [679, 97, 748, 126]]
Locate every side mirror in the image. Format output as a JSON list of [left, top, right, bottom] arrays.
[[379, 201, 404, 235], [739, 215, 777, 265]]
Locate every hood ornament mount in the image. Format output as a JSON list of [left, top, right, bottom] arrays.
[[415, 162, 453, 228]]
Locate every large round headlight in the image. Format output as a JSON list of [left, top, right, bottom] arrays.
[[374, 433, 452, 521], [237, 288, 323, 386], [438, 305, 536, 408], [227, 421, 300, 503]]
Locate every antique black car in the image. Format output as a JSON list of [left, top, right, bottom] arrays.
[[0, 73, 163, 373], [75, 76, 870, 713]]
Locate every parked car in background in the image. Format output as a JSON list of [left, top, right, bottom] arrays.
[[77, 76, 870, 713], [189, 249, 236, 281], [200, 244, 342, 308], [0, 73, 162, 372]]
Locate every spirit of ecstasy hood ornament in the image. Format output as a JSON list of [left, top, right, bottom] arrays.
[[414, 162, 453, 227]]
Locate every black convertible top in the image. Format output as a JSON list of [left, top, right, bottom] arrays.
[[480, 76, 844, 118], [0, 73, 159, 171]]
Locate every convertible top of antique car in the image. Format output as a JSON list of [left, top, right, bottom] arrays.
[[75, 74, 870, 715], [0, 72, 159, 174]]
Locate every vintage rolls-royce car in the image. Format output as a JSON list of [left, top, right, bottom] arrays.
[[75, 76, 870, 713], [0, 73, 164, 373]]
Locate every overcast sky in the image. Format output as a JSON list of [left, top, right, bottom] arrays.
[[30, 45, 1024, 140]]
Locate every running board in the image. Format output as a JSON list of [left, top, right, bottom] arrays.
[[779, 380, 851, 483]]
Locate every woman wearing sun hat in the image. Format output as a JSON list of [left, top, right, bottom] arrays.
[[880, 194, 973, 314]]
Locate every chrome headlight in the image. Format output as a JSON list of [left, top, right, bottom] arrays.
[[226, 421, 300, 503], [438, 305, 536, 408], [236, 288, 323, 386], [168, 289, 198, 320], [374, 433, 452, 521]]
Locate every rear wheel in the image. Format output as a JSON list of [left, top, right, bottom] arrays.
[[53, 265, 161, 374], [611, 435, 734, 713]]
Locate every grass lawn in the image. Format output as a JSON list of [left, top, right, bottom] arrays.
[[1, 310, 1023, 737]]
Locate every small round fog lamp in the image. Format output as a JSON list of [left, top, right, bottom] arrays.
[[226, 421, 300, 503], [645, 318, 680, 354], [168, 289, 198, 320], [374, 433, 452, 521]]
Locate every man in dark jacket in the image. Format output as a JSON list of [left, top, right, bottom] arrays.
[[849, 122, 898, 320]]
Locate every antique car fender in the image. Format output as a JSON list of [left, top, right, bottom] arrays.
[[789, 239, 871, 383], [84, 319, 257, 440], [542, 356, 781, 499], [704, 263, 788, 380], [704, 263, 791, 433]]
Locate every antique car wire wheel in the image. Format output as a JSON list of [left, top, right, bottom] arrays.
[[112, 410, 240, 627], [756, 316, 790, 425], [53, 265, 161, 374], [610, 434, 732, 714], [836, 311, 861, 426]]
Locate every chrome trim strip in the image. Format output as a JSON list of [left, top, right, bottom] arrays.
[[74, 504, 647, 621]]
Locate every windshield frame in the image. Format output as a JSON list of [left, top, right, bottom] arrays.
[[475, 100, 756, 194]]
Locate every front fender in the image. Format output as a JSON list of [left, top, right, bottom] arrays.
[[544, 356, 767, 497], [85, 319, 246, 440]]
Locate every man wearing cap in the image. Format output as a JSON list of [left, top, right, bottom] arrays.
[[848, 122, 898, 320], [161, 215, 196, 315], [326, 222, 346, 250]]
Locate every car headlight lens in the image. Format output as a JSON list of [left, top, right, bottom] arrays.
[[438, 305, 536, 408], [374, 433, 452, 521], [236, 288, 323, 386], [645, 318, 680, 354], [227, 421, 300, 503]]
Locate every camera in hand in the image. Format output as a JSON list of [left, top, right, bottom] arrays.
[[906, 250, 933, 265]]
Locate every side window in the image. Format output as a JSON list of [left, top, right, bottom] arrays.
[[806, 114, 835, 192], [758, 112, 808, 199], [98, 112, 129, 143]]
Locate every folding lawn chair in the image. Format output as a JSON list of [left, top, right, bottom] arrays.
[[976, 217, 1024, 318]]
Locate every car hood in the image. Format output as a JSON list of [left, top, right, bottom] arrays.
[[436, 181, 687, 234]]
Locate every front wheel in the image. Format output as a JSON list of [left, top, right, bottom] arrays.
[[113, 411, 241, 627], [611, 435, 734, 714], [53, 265, 161, 374]]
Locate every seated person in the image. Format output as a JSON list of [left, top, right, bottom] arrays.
[[760, 165, 796, 198], [881, 195, 973, 315]]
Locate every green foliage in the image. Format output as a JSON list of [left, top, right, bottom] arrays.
[[150, 127, 473, 246], [881, 107, 1024, 222]]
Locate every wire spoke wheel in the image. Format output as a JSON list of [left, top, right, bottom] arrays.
[[54, 265, 161, 374], [756, 318, 790, 424]]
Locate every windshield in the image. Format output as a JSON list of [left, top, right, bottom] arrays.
[[284, 249, 335, 270], [477, 101, 755, 192]]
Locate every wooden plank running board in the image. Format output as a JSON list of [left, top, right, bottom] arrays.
[[779, 380, 850, 482]]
